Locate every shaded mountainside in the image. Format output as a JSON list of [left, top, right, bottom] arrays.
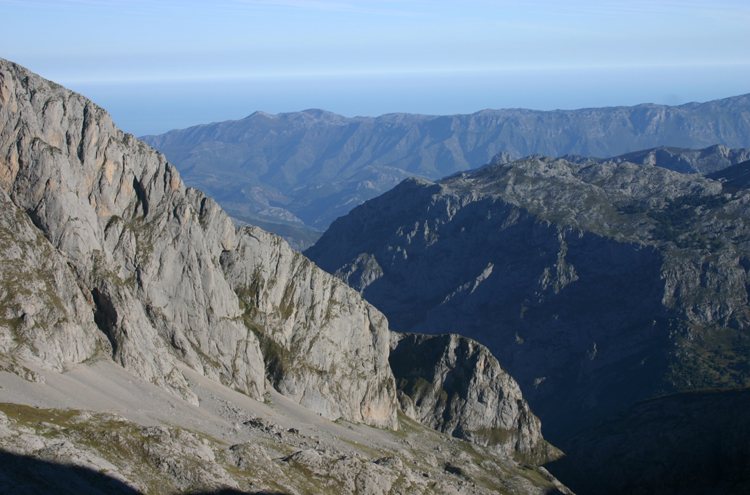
[[546, 387, 750, 495], [0, 58, 565, 493], [306, 156, 750, 441], [142, 95, 750, 238], [708, 158, 750, 192]]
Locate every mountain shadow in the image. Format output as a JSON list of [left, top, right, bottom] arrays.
[[545, 387, 750, 495], [0, 451, 295, 495], [0, 450, 141, 495], [306, 156, 750, 444]]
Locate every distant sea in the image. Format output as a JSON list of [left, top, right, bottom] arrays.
[[64, 64, 750, 137]]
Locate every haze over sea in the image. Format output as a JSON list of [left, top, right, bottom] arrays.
[[3, 0, 748, 136]]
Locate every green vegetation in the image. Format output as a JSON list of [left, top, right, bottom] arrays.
[[396, 376, 450, 408], [646, 194, 729, 248], [242, 311, 296, 386], [0, 402, 79, 425], [472, 426, 513, 447], [662, 324, 750, 392], [617, 194, 736, 250], [104, 215, 123, 232], [278, 282, 296, 320]]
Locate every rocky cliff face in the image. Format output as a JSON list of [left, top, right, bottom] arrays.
[[0, 57, 397, 427], [0, 56, 562, 475], [0, 187, 105, 374], [306, 156, 750, 439], [221, 226, 397, 427], [0, 57, 568, 494]]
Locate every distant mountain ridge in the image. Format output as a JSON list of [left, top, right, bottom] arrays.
[[142, 94, 750, 239], [557, 143, 750, 175]]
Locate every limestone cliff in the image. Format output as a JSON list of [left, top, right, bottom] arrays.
[[221, 226, 397, 427], [0, 57, 396, 427], [0, 187, 105, 374]]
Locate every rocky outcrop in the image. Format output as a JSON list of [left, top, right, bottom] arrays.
[[306, 156, 750, 439], [0, 57, 398, 427], [390, 333, 557, 463]]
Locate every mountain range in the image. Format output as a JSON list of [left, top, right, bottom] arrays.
[[142, 96, 750, 248], [4, 54, 750, 495], [305, 153, 750, 493], [559, 144, 750, 175], [305, 155, 750, 439], [0, 58, 568, 494]]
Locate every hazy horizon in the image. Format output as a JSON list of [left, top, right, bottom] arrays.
[[4, 0, 748, 136]]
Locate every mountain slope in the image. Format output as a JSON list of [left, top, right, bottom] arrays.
[[0, 359, 569, 495], [0, 55, 402, 427], [142, 95, 750, 234], [306, 156, 750, 441], [0, 58, 564, 493]]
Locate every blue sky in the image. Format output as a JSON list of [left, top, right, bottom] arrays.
[[2, 0, 749, 136]]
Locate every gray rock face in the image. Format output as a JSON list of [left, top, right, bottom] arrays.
[[0, 188, 105, 372], [0, 57, 262, 405], [142, 95, 750, 234], [0, 57, 567, 494], [306, 155, 750, 439], [0, 57, 399, 427], [390, 333, 556, 462], [221, 226, 397, 428]]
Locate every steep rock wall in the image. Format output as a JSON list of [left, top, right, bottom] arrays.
[[0, 187, 105, 373], [0, 58, 398, 427], [222, 227, 397, 428]]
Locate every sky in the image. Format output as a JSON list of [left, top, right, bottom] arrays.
[[2, 0, 749, 136]]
